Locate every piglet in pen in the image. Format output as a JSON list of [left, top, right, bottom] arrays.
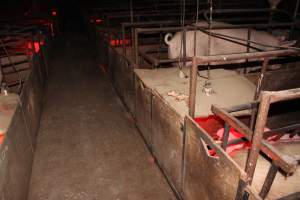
[[164, 21, 296, 70]]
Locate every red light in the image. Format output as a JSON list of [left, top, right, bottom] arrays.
[[95, 19, 103, 24], [52, 11, 57, 16], [194, 115, 250, 157], [110, 39, 130, 47], [0, 134, 4, 145], [27, 42, 40, 53]]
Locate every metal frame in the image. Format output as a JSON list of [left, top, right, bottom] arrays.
[[188, 49, 300, 117], [210, 88, 300, 199], [0, 19, 53, 94], [133, 21, 297, 69]]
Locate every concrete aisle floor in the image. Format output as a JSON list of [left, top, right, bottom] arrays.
[[27, 33, 175, 200]]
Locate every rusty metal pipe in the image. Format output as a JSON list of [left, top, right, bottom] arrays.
[[135, 22, 296, 35], [268, 88, 300, 103], [245, 92, 271, 185], [259, 162, 278, 199], [211, 105, 297, 174], [195, 49, 299, 65], [189, 57, 198, 117]]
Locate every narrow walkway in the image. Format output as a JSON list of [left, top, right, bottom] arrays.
[[27, 33, 175, 200]]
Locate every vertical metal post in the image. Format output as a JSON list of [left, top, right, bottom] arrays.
[[130, 0, 134, 58], [130, 0, 134, 24], [122, 24, 126, 55], [189, 57, 198, 117], [294, 0, 300, 20], [291, 0, 300, 39], [268, 9, 274, 33], [183, 27, 187, 69], [207, 0, 213, 80], [244, 28, 252, 74], [222, 123, 230, 150], [246, 91, 271, 185], [259, 162, 278, 199], [131, 28, 135, 61], [235, 180, 248, 200], [158, 27, 162, 62], [250, 58, 269, 130], [134, 29, 139, 68], [236, 91, 271, 200]]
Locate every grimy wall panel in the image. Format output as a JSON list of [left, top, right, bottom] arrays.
[[0, 51, 47, 200], [183, 116, 260, 200], [111, 49, 135, 114], [151, 91, 185, 194], [135, 76, 152, 148], [0, 104, 33, 200]]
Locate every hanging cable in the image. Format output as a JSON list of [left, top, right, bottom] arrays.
[[177, 0, 188, 78], [193, 0, 199, 56], [207, 0, 213, 80]]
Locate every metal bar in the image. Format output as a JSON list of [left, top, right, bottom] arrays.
[[254, 58, 270, 100], [268, 88, 300, 103], [122, 23, 126, 54], [222, 123, 230, 150], [290, 0, 300, 39], [122, 20, 191, 28], [135, 22, 296, 34], [93, 2, 261, 12], [250, 58, 269, 130], [203, 8, 293, 20], [211, 105, 297, 174], [259, 162, 278, 199], [278, 192, 300, 200], [157, 57, 192, 64], [235, 179, 249, 200], [134, 29, 139, 68], [105, 12, 196, 20], [263, 123, 300, 138], [212, 105, 254, 140], [225, 101, 259, 113], [195, 49, 299, 65], [138, 49, 159, 66], [294, 0, 300, 20], [189, 57, 197, 117], [183, 27, 187, 69], [245, 92, 271, 185]]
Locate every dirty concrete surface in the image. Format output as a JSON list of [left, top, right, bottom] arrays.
[[27, 33, 175, 200]]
